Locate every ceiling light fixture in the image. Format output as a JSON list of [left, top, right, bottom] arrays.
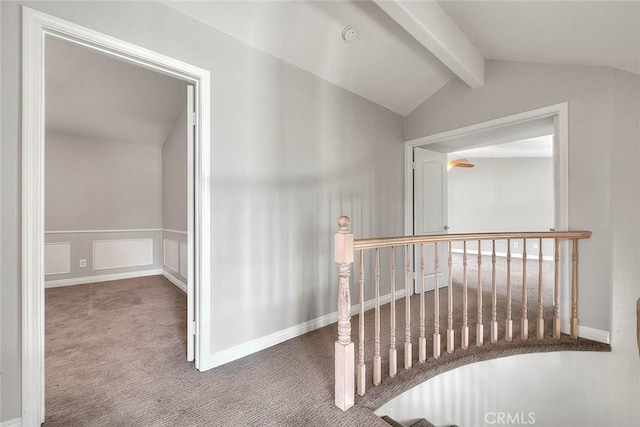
[[342, 25, 357, 42]]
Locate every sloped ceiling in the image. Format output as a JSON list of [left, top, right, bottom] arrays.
[[439, 0, 640, 76], [46, 1, 640, 144], [46, 37, 186, 147], [162, 0, 455, 116]]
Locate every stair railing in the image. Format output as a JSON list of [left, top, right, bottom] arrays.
[[334, 215, 591, 411]]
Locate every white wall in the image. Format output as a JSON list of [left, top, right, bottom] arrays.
[[448, 157, 553, 233], [162, 106, 187, 234], [448, 156, 554, 257], [406, 60, 617, 334], [382, 60, 640, 427], [162, 107, 188, 285], [376, 350, 639, 427], [1, 1, 405, 420], [45, 131, 163, 231], [44, 131, 164, 284]]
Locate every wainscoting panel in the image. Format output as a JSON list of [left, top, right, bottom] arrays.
[[93, 238, 154, 271], [45, 242, 71, 275], [163, 238, 180, 274], [179, 242, 188, 278]]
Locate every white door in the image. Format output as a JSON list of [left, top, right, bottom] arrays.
[[186, 85, 196, 362], [413, 147, 449, 293]]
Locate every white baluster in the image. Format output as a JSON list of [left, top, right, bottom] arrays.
[[433, 242, 441, 358], [571, 239, 579, 339], [537, 238, 545, 340], [419, 244, 427, 363], [357, 250, 365, 396], [404, 245, 412, 369], [506, 239, 513, 342], [462, 241, 469, 350], [553, 238, 561, 339], [389, 247, 397, 377], [491, 240, 498, 344], [476, 240, 483, 347], [447, 242, 455, 353], [521, 238, 529, 340], [373, 248, 382, 385]]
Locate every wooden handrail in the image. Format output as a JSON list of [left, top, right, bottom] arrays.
[[354, 230, 591, 250]]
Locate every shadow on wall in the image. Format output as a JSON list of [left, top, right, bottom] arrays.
[[210, 163, 403, 348]]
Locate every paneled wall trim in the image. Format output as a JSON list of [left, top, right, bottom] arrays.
[[163, 238, 180, 274], [163, 238, 188, 279], [44, 242, 70, 275], [45, 229, 161, 234], [93, 238, 153, 270], [44, 228, 185, 234]]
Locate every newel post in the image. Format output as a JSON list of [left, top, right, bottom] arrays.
[[335, 215, 355, 411]]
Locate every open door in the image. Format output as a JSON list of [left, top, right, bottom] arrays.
[[413, 146, 449, 293], [186, 84, 196, 362]]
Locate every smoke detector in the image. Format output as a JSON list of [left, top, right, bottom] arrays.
[[342, 26, 358, 42]]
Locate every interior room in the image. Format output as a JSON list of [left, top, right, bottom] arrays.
[[43, 37, 191, 420], [2, 2, 639, 427]]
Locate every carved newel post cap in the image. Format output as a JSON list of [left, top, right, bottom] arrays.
[[337, 215, 351, 231]]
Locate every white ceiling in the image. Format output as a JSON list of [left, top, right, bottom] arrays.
[[162, 0, 455, 116], [449, 135, 553, 160], [46, 37, 186, 147], [439, 1, 640, 76], [45, 1, 640, 144], [422, 116, 554, 154]]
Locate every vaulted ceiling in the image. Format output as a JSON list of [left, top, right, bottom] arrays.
[[45, 37, 186, 148], [164, 0, 640, 116], [46, 1, 640, 147]]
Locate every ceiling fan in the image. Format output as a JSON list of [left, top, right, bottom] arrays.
[[447, 158, 475, 170]]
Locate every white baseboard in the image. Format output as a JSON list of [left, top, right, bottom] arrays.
[[1, 418, 22, 427], [210, 289, 407, 368], [578, 325, 610, 344], [452, 248, 554, 262], [162, 269, 187, 293], [45, 269, 162, 288]]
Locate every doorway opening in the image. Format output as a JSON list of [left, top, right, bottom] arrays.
[[404, 103, 570, 336], [43, 36, 194, 422], [22, 7, 211, 425]]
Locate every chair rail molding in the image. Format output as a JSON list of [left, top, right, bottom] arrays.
[[21, 7, 212, 425]]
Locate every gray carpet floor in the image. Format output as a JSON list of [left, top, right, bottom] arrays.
[[45, 259, 609, 426]]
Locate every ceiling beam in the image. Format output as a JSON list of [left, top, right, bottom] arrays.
[[374, 0, 484, 88]]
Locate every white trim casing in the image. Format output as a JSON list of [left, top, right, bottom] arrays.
[[163, 269, 187, 293], [404, 103, 571, 334], [21, 7, 212, 425], [45, 228, 163, 234], [210, 290, 407, 368], [578, 326, 610, 344], [0, 418, 22, 427], [163, 228, 188, 235], [45, 269, 163, 288]]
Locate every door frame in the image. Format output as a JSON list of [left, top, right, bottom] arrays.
[[22, 7, 212, 425], [404, 103, 570, 332]]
